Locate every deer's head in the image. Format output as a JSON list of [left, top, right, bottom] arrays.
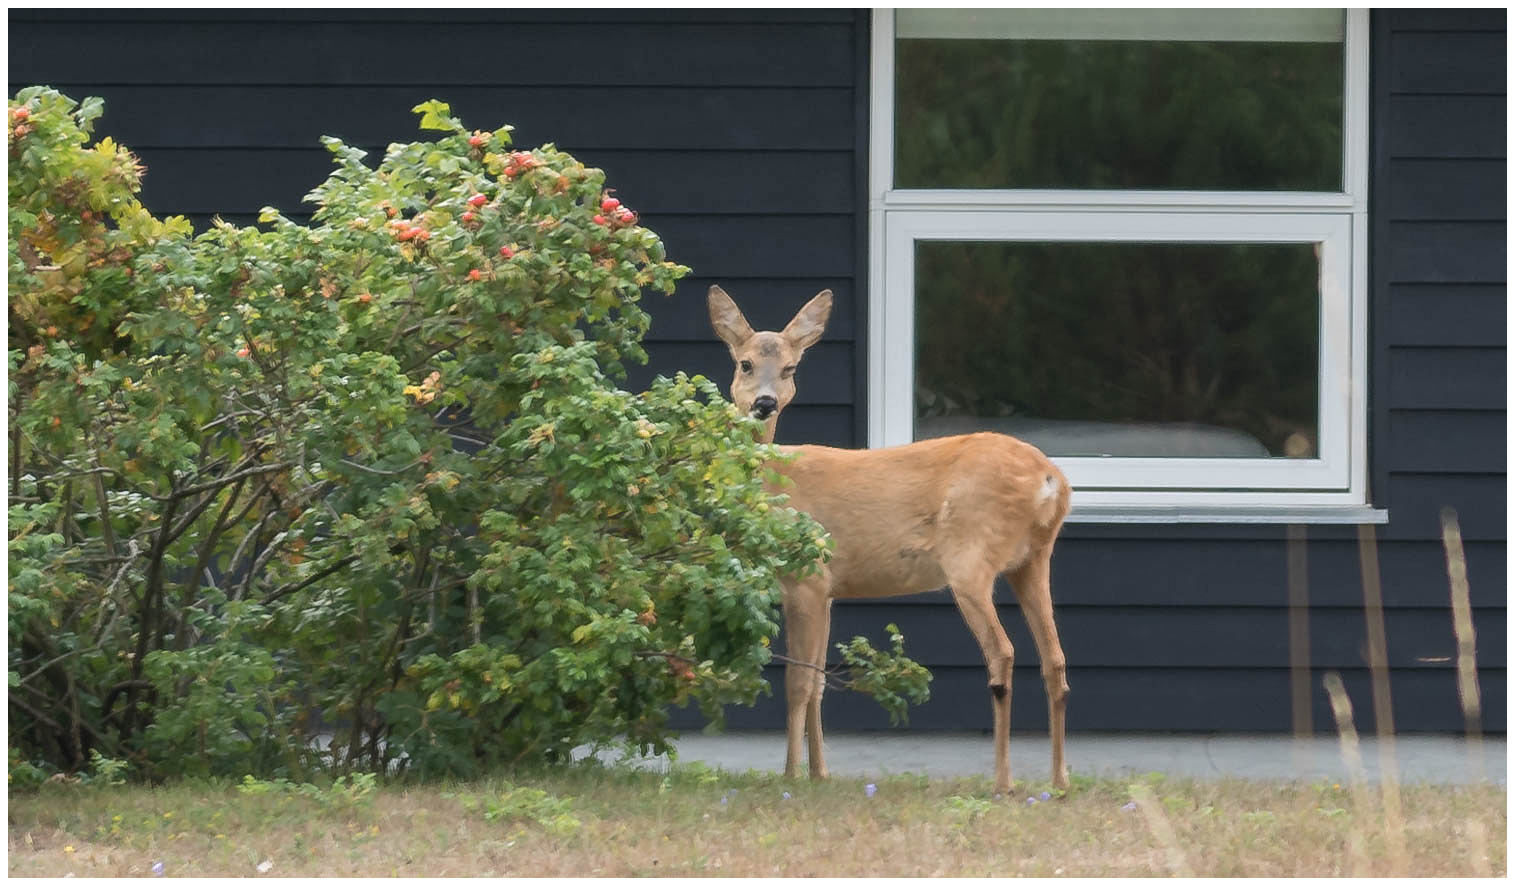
[[707, 285, 832, 442]]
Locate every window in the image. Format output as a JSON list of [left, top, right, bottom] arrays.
[[869, 9, 1377, 518]]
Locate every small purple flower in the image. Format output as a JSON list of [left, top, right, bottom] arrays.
[[720, 795, 728, 805], [864, 783, 877, 798], [1026, 796, 1038, 805], [1121, 801, 1138, 812], [1039, 791, 1052, 801], [152, 861, 165, 877], [782, 791, 791, 800]]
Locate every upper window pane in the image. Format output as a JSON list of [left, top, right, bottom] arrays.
[[894, 9, 1345, 191]]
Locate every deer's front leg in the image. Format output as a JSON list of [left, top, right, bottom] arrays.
[[781, 577, 832, 780]]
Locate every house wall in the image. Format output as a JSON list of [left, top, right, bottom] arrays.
[[10, 8, 1503, 734]]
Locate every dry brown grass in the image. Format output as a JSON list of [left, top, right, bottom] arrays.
[[8, 763, 1505, 877]]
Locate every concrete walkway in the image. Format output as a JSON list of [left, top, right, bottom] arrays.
[[600, 731, 1505, 786]]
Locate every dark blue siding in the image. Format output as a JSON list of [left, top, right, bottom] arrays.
[[9, 9, 1503, 735]]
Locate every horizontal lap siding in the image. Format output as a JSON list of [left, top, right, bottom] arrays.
[[702, 666, 1507, 733], [1370, 10, 1507, 598], [8, 11, 866, 449]]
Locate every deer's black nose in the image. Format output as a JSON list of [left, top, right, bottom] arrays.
[[751, 396, 778, 419]]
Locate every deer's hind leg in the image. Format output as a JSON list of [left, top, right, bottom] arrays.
[[1009, 548, 1069, 790], [944, 558, 1016, 795]]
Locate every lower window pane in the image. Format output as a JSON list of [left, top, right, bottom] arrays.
[[914, 242, 1320, 458]]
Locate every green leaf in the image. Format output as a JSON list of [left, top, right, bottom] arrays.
[[412, 99, 462, 133]]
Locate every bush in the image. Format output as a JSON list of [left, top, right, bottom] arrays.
[[8, 88, 831, 781]]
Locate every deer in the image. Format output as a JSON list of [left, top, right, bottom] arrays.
[[707, 284, 1071, 795]]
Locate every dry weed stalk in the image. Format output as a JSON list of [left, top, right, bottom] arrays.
[[1355, 524, 1407, 874], [1440, 507, 1491, 878], [1439, 507, 1485, 775], [1126, 782, 1193, 877], [1286, 523, 1312, 777], [1322, 671, 1372, 877]]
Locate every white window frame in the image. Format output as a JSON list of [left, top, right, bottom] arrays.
[[868, 9, 1379, 519]]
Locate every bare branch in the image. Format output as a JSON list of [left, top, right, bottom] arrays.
[[173, 461, 290, 500], [261, 554, 359, 605], [339, 458, 422, 476]]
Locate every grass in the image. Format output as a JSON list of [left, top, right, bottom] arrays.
[[8, 762, 1505, 878]]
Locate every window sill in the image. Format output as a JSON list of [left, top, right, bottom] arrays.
[[1066, 505, 1388, 525]]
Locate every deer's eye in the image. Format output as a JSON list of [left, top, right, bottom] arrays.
[[739, 360, 753, 374], [781, 365, 796, 380]]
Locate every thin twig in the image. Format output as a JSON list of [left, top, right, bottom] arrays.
[[1356, 523, 1407, 874], [1439, 507, 1484, 783], [1286, 523, 1312, 780], [1322, 671, 1372, 878], [88, 538, 142, 647], [262, 555, 359, 605], [339, 458, 423, 476], [173, 461, 290, 499]]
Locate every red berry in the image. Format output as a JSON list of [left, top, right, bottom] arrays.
[[499, 245, 514, 259], [593, 215, 608, 226], [12, 107, 29, 122], [504, 167, 519, 178], [396, 226, 415, 241], [469, 134, 487, 147], [468, 269, 482, 281], [601, 196, 621, 212], [613, 207, 636, 225], [236, 347, 251, 358], [413, 229, 430, 242], [468, 193, 488, 208], [357, 293, 373, 304], [461, 211, 475, 223]]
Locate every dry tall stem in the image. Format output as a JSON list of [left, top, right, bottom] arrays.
[[1355, 523, 1406, 874], [1322, 671, 1371, 877], [1127, 782, 1193, 877], [1439, 507, 1484, 778], [1286, 523, 1312, 776], [1440, 507, 1491, 877]]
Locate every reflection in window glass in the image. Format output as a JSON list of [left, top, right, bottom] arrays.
[[895, 11, 1344, 191], [913, 242, 1320, 458]]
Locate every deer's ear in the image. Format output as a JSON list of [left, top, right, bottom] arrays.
[[707, 285, 755, 351], [782, 289, 833, 352]]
